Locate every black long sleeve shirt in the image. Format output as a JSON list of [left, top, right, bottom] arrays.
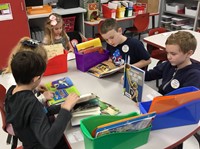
[[5, 85, 71, 149]]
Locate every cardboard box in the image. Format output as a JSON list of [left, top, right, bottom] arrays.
[[137, 0, 159, 13]]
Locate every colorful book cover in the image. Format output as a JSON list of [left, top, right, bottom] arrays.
[[123, 64, 145, 103], [99, 100, 120, 116], [45, 77, 80, 105], [95, 112, 156, 138], [88, 60, 123, 78]]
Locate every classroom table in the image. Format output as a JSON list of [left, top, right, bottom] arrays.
[[143, 30, 200, 62], [1, 60, 200, 149], [84, 12, 159, 37]]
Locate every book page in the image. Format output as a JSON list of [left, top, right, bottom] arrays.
[[88, 60, 123, 78], [44, 43, 64, 59]]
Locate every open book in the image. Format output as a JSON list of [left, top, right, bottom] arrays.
[[123, 64, 145, 103], [94, 112, 156, 138], [71, 93, 121, 126], [43, 43, 64, 60], [88, 60, 124, 78], [45, 77, 80, 105], [71, 93, 101, 126]]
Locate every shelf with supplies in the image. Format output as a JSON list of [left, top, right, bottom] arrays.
[[159, 0, 200, 31]]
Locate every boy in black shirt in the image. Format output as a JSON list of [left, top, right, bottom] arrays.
[[5, 51, 80, 149]]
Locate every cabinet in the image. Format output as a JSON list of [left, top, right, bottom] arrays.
[[0, 0, 30, 69], [158, 0, 200, 31]]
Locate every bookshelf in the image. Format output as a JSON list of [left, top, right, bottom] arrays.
[[159, 0, 200, 31]]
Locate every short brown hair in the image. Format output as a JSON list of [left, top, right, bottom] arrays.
[[165, 31, 197, 54], [100, 18, 119, 34]]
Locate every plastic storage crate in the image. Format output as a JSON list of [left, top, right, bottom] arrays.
[[75, 50, 109, 72], [80, 112, 151, 149], [63, 16, 76, 33], [102, 4, 116, 18], [139, 86, 200, 130], [166, 3, 185, 14], [185, 6, 197, 17], [44, 51, 68, 76]]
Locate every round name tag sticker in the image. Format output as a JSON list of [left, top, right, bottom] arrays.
[[122, 45, 129, 53], [171, 79, 180, 89]]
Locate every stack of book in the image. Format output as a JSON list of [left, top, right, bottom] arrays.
[[71, 93, 121, 126], [45, 77, 121, 126], [30, 27, 44, 42]]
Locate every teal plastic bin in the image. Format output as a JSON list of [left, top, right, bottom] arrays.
[[80, 112, 151, 149]]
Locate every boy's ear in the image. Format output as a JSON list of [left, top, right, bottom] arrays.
[[187, 50, 194, 57], [33, 76, 41, 83], [117, 27, 123, 34]]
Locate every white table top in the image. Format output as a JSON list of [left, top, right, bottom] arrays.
[[27, 7, 86, 19], [143, 30, 200, 62], [1, 60, 199, 149]]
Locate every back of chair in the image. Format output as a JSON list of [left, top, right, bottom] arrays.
[[95, 20, 105, 41], [148, 27, 166, 36], [133, 13, 150, 32], [0, 84, 21, 149], [0, 84, 7, 132], [147, 27, 167, 54]]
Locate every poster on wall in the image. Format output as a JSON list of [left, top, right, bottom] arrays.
[[0, 3, 13, 21]]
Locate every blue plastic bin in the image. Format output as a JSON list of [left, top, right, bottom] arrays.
[[139, 86, 200, 130], [165, 86, 199, 95], [139, 100, 200, 130]]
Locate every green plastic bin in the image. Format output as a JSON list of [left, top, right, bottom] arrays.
[[80, 112, 151, 149]]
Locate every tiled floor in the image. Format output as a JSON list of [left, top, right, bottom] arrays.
[[0, 34, 199, 149]]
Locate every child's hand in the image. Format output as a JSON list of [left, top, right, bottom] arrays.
[[120, 75, 124, 84], [37, 85, 48, 93], [43, 91, 54, 100], [61, 93, 80, 111], [68, 48, 74, 53]]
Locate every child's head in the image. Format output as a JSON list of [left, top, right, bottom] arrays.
[[44, 13, 68, 44], [165, 31, 197, 67], [100, 18, 124, 47], [11, 51, 46, 86], [3, 37, 47, 74]]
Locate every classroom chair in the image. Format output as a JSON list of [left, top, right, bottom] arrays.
[[94, 20, 105, 41], [123, 13, 150, 40], [146, 27, 168, 88], [0, 84, 22, 149], [67, 31, 93, 48]]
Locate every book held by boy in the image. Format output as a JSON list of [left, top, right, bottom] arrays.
[[45, 77, 80, 105], [88, 60, 124, 78], [123, 64, 145, 102]]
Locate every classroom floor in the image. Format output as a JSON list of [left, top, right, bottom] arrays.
[[0, 34, 199, 149]]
